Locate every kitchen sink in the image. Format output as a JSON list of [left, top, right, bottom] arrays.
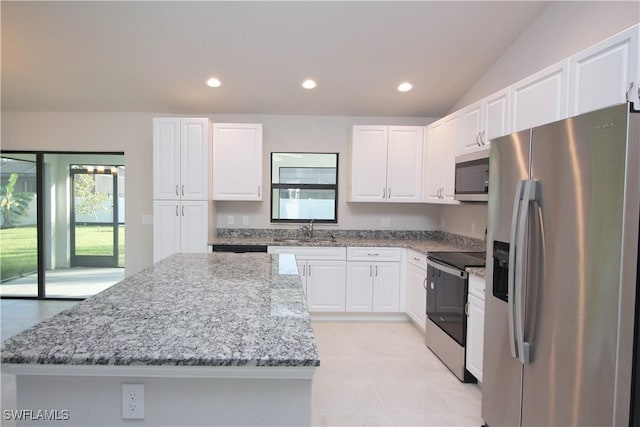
[[272, 237, 336, 244]]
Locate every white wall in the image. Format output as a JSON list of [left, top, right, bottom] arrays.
[[1, 112, 440, 276], [210, 114, 440, 231], [442, 0, 638, 240], [453, 1, 640, 110], [2, 112, 154, 276], [440, 204, 487, 241]]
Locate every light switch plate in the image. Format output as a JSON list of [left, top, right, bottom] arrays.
[[142, 214, 153, 225]]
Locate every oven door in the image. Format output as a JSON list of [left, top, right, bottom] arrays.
[[426, 259, 468, 346]]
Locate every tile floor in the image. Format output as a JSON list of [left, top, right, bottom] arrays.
[[1, 267, 124, 298], [311, 322, 482, 426], [1, 300, 483, 426]]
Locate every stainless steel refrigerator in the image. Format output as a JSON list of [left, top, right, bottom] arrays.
[[482, 103, 640, 426]]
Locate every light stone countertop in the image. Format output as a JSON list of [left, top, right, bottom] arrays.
[[1, 253, 319, 368]]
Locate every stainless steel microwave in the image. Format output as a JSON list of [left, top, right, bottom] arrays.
[[454, 150, 489, 202]]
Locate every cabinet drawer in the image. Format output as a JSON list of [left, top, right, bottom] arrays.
[[469, 274, 486, 300], [267, 246, 346, 260], [347, 247, 402, 262], [407, 249, 427, 270]]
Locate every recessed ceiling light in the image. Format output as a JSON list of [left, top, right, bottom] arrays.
[[398, 82, 413, 92], [206, 77, 222, 88], [302, 79, 317, 90]]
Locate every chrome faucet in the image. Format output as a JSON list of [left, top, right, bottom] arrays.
[[299, 219, 314, 238]]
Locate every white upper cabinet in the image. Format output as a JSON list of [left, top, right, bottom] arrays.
[[212, 123, 263, 201], [349, 126, 388, 202], [569, 24, 640, 115], [457, 101, 484, 156], [424, 116, 459, 204], [456, 88, 511, 156], [350, 125, 424, 203], [180, 119, 210, 201], [483, 87, 511, 142], [510, 59, 570, 132], [153, 118, 210, 201]]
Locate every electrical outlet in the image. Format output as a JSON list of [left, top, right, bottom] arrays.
[[141, 214, 153, 225], [381, 217, 391, 227], [227, 215, 234, 225], [122, 384, 144, 419], [242, 216, 249, 226]]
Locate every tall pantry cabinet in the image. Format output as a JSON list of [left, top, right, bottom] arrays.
[[153, 118, 210, 263]]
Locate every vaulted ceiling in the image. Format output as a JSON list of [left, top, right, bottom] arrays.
[[2, 1, 550, 116]]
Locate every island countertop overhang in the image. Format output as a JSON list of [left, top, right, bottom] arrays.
[[1, 253, 320, 368]]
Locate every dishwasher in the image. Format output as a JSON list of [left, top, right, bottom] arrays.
[[211, 244, 268, 253]]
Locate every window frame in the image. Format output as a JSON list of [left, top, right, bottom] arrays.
[[270, 152, 339, 224]]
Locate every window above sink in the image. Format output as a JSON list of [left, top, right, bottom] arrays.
[[270, 152, 338, 224]]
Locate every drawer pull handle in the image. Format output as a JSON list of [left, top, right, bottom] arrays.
[[367, 253, 380, 257]]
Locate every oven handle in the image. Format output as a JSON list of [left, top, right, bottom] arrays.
[[426, 259, 468, 279]]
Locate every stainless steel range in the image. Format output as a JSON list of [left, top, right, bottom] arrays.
[[424, 251, 485, 383]]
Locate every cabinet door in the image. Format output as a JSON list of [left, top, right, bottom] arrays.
[[484, 87, 511, 142], [372, 262, 400, 312], [406, 263, 427, 330], [457, 102, 484, 156], [511, 59, 569, 132], [386, 126, 423, 203], [153, 118, 181, 200], [212, 123, 263, 201], [346, 262, 373, 312], [441, 114, 459, 200], [180, 118, 209, 200], [306, 260, 346, 312], [466, 293, 485, 382], [179, 201, 208, 254], [570, 25, 639, 115], [349, 126, 388, 202], [152, 200, 180, 263], [423, 121, 444, 202]]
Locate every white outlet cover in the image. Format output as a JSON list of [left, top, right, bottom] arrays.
[[228, 216, 234, 225], [242, 216, 249, 225], [122, 383, 144, 419]]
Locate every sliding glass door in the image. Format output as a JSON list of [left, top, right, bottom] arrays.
[[0, 155, 39, 297], [70, 166, 120, 268], [0, 151, 125, 299]]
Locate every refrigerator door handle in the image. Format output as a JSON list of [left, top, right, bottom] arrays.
[[508, 180, 525, 360], [515, 179, 539, 364]]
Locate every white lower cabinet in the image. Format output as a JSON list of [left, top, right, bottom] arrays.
[[346, 247, 401, 312], [267, 246, 347, 312], [406, 250, 427, 330], [305, 260, 347, 312], [466, 274, 486, 382], [153, 200, 208, 263], [346, 262, 400, 312]]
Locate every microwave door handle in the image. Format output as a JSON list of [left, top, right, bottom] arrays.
[[508, 180, 525, 360], [515, 179, 539, 365]]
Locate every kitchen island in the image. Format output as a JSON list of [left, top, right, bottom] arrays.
[[1, 253, 319, 426]]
